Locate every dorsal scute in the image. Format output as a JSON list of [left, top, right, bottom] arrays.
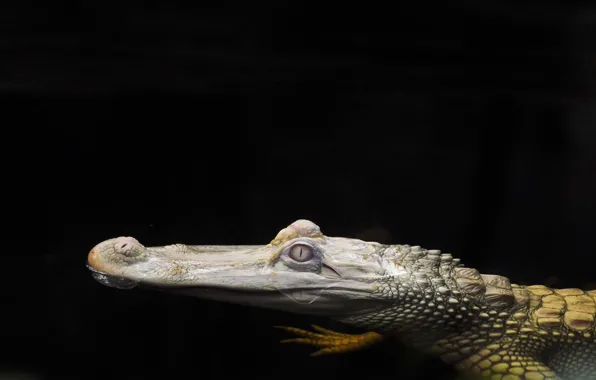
[[510, 284, 531, 307], [480, 274, 516, 308], [393, 245, 423, 266], [528, 287, 596, 333], [481, 274, 511, 289], [562, 290, 596, 332], [455, 267, 481, 280], [413, 249, 442, 273], [454, 267, 486, 297]]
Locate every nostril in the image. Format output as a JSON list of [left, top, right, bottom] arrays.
[[113, 237, 145, 258]]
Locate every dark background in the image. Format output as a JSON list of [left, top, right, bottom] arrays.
[[6, 2, 596, 379]]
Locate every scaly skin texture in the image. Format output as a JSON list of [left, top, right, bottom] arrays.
[[87, 220, 596, 380]]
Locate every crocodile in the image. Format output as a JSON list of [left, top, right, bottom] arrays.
[[87, 219, 596, 380]]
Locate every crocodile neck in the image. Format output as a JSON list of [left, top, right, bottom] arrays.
[[336, 244, 595, 365], [335, 244, 521, 346]]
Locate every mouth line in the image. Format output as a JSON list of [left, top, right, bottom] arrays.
[[86, 262, 284, 293], [86, 263, 374, 299]]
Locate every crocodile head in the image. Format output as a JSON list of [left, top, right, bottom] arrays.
[[87, 219, 402, 318]]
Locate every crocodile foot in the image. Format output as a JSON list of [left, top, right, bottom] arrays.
[[274, 324, 384, 356]]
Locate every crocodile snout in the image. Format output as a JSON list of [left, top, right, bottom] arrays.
[[87, 236, 146, 274]]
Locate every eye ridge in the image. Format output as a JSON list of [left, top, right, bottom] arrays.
[[288, 243, 314, 262]]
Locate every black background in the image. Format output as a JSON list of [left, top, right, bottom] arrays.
[[5, 2, 596, 379]]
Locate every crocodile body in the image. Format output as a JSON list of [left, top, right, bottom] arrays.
[[87, 219, 596, 380]]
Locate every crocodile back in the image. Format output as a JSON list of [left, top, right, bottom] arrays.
[[526, 286, 596, 336]]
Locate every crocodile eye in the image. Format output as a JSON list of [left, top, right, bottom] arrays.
[[289, 244, 314, 262]]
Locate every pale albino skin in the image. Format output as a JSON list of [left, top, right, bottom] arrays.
[[88, 220, 596, 380]]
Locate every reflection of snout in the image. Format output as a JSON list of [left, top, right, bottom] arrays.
[[86, 262, 140, 289]]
